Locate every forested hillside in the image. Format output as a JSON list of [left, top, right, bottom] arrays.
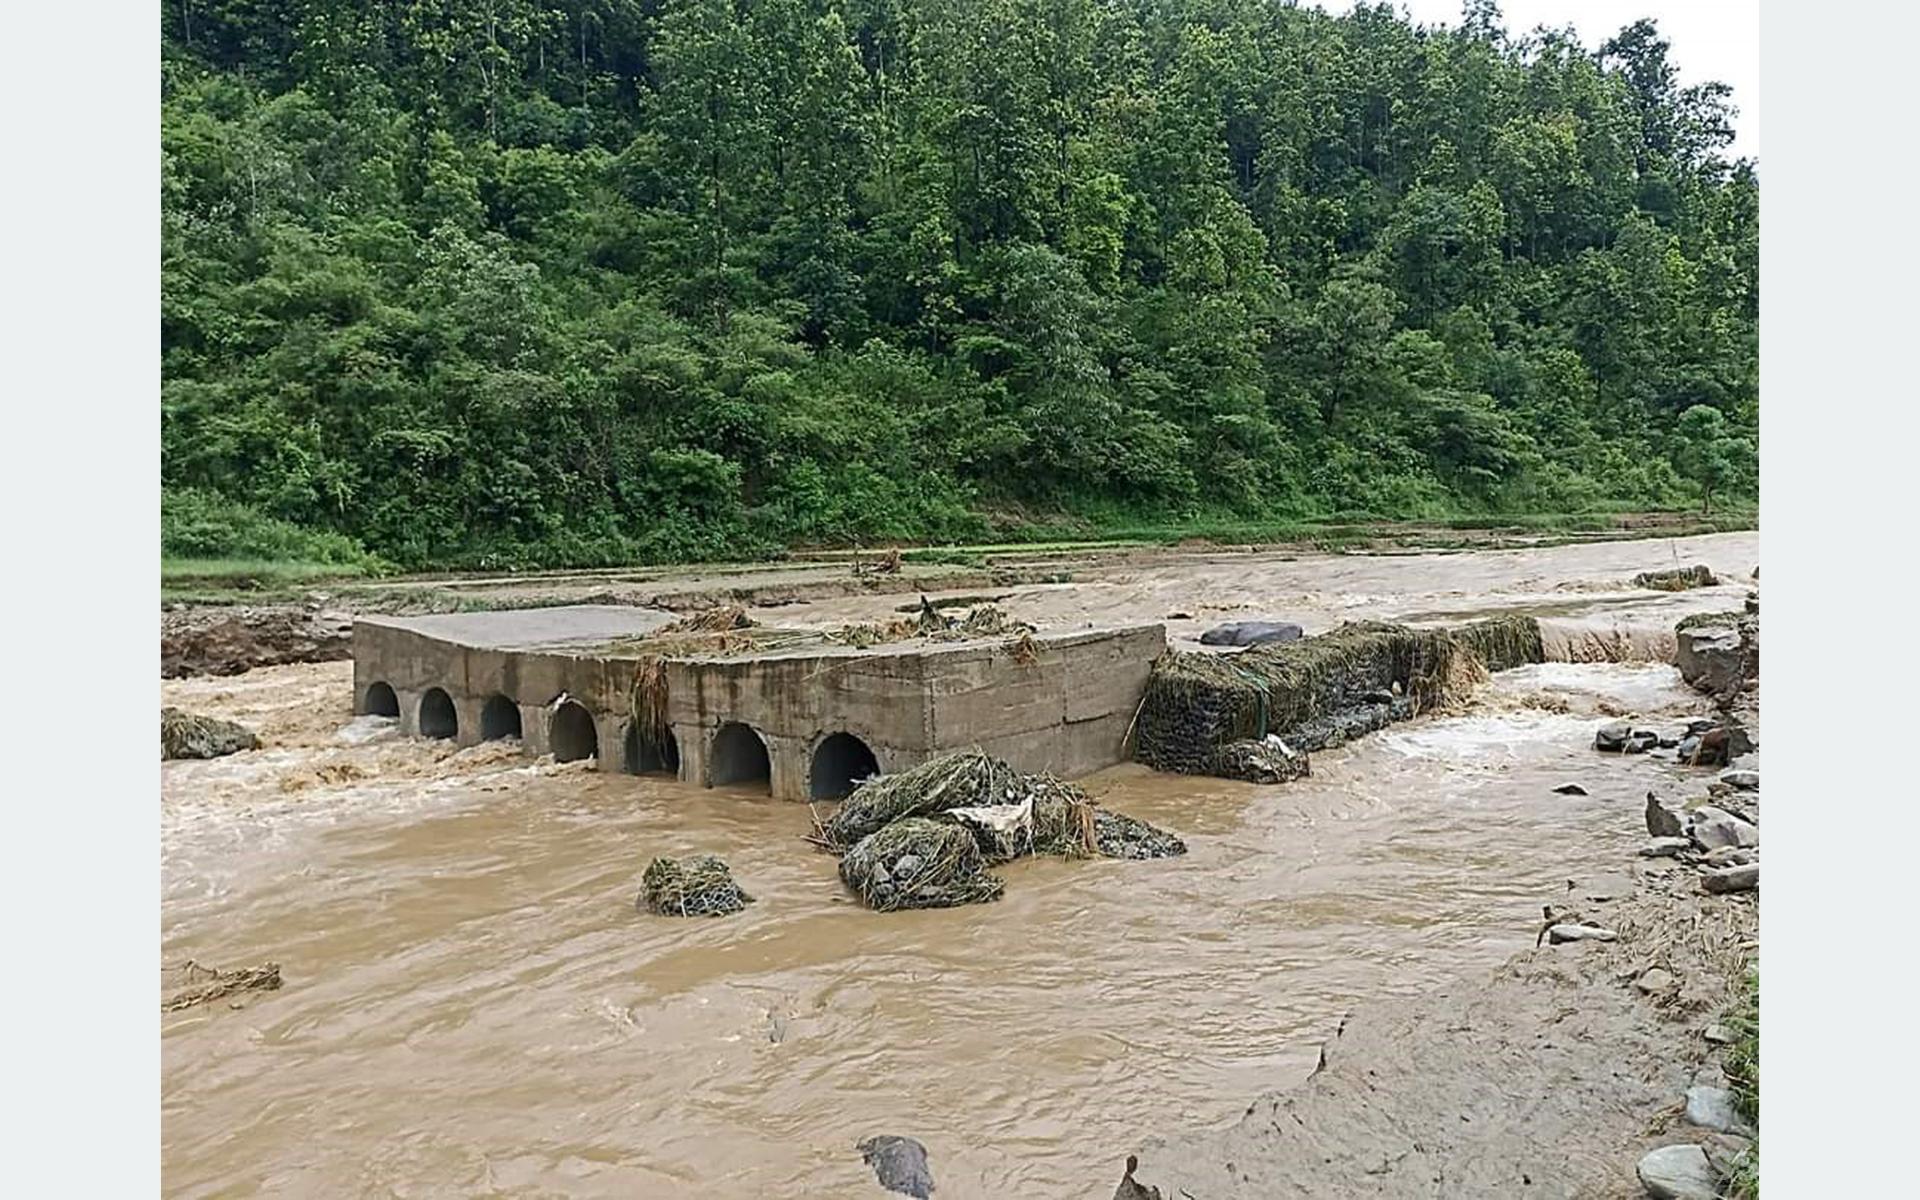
[[161, 0, 1758, 570]]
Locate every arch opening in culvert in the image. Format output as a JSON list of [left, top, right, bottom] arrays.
[[480, 695, 522, 741], [363, 681, 399, 717], [809, 732, 879, 801], [419, 688, 458, 739], [550, 701, 599, 763], [710, 722, 770, 789]]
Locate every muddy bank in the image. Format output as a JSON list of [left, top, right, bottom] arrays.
[[1120, 865, 1755, 1198], [161, 603, 352, 677], [1120, 621, 1760, 1199]]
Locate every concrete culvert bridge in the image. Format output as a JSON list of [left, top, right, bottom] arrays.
[[710, 722, 771, 789], [364, 681, 399, 717], [549, 701, 598, 763], [624, 723, 680, 775], [419, 688, 458, 739], [480, 695, 522, 741], [810, 732, 880, 801]]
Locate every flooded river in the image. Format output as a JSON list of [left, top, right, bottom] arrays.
[[162, 535, 1756, 1197]]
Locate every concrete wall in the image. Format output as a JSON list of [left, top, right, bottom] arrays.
[[354, 614, 1166, 799]]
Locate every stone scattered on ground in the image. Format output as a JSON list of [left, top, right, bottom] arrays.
[[1636, 1143, 1722, 1199], [1548, 923, 1619, 944], [1719, 769, 1760, 791], [161, 707, 261, 760], [1684, 1086, 1754, 1136], [1701, 864, 1759, 894], [1198, 620, 1304, 647], [1552, 782, 1590, 796], [1640, 837, 1693, 858], [1645, 793, 1689, 839], [1701, 847, 1756, 868], [1634, 967, 1678, 996], [1688, 807, 1759, 851], [1703, 1024, 1734, 1045], [857, 1135, 934, 1199]]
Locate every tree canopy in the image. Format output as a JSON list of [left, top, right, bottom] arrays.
[[161, 0, 1759, 570]]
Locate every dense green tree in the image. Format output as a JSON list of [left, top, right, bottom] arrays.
[[160, 0, 1759, 570]]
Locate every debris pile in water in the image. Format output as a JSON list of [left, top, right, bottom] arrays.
[[161, 707, 261, 760], [162, 960, 282, 1012], [825, 751, 1185, 911], [638, 855, 755, 917], [1133, 620, 1532, 779], [1633, 564, 1718, 591]]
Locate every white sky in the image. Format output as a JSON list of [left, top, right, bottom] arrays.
[[1327, 1, 1760, 160]]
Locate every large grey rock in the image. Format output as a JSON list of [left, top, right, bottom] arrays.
[[1198, 620, 1304, 647], [858, 1136, 934, 1199], [1597, 720, 1633, 752], [1690, 806, 1759, 851], [1719, 769, 1760, 791], [1685, 1086, 1754, 1136], [1646, 793, 1689, 839], [1702, 864, 1759, 894], [1636, 1144, 1721, 1199]]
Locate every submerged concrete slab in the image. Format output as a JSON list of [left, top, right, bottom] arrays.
[[352, 605, 1166, 800]]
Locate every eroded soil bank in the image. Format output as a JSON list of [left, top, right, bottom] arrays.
[[161, 533, 1757, 1197]]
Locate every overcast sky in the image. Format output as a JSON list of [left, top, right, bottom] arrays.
[[1323, 1, 1760, 160]]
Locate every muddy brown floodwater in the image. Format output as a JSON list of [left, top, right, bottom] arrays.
[[162, 533, 1756, 1198]]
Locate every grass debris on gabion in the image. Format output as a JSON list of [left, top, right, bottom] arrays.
[[824, 751, 1187, 910], [1448, 614, 1546, 673], [839, 817, 1006, 911], [824, 751, 1031, 849], [639, 855, 754, 917], [1634, 564, 1718, 591], [161, 707, 260, 760], [1133, 622, 1486, 775]]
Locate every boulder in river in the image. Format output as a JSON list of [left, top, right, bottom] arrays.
[[1596, 720, 1632, 752], [1689, 807, 1759, 851], [1702, 864, 1759, 894], [1646, 793, 1689, 839], [1551, 782, 1590, 796], [161, 708, 260, 760], [1112, 1154, 1163, 1200], [858, 1135, 934, 1199], [1636, 1143, 1722, 1199], [1198, 620, 1304, 647]]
